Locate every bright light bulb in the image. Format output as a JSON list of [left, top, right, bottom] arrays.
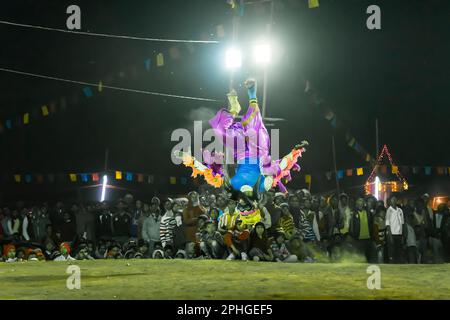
[[253, 42, 271, 65], [225, 48, 242, 69], [100, 175, 108, 202]]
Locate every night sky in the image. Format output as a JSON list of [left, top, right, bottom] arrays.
[[0, 0, 449, 201]]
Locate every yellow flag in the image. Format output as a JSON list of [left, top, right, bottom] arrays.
[[305, 174, 312, 184], [23, 113, 30, 124], [392, 165, 398, 174], [116, 171, 122, 180], [170, 177, 177, 185], [308, 0, 319, 9], [14, 174, 21, 183], [69, 174, 77, 182], [365, 154, 371, 162], [41, 105, 49, 116], [156, 53, 165, 67], [357, 168, 364, 176]]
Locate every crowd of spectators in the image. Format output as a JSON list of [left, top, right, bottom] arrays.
[[1, 190, 449, 264]]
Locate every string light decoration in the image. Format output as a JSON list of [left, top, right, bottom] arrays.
[[365, 145, 408, 199]]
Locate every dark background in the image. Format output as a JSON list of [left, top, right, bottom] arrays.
[[0, 0, 449, 202]]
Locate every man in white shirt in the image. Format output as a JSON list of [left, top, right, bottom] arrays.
[[386, 196, 404, 263]]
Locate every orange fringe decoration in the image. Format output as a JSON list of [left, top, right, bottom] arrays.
[[182, 154, 223, 188]]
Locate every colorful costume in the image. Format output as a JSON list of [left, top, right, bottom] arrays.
[[178, 79, 307, 194]]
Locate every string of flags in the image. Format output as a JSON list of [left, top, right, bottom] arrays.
[[302, 164, 450, 184], [8, 170, 195, 186]]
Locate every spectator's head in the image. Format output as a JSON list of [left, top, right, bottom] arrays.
[[16, 248, 26, 261], [117, 200, 127, 212], [421, 193, 430, 206], [205, 221, 216, 234], [175, 249, 187, 259], [164, 245, 174, 258], [70, 203, 79, 214], [101, 201, 110, 211], [227, 199, 237, 213], [63, 211, 71, 222], [437, 203, 448, 214], [124, 193, 134, 205], [276, 232, 286, 245], [11, 209, 19, 219], [280, 203, 290, 216], [135, 200, 143, 210], [339, 193, 349, 207], [208, 208, 219, 221], [288, 195, 300, 209], [152, 249, 164, 259], [164, 199, 174, 212], [254, 222, 266, 238], [207, 194, 217, 207], [60, 242, 71, 256], [188, 191, 200, 205], [143, 203, 150, 214], [319, 196, 327, 209], [45, 240, 56, 253], [138, 240, 149, 255], [150, 197, 160, 212], [330, 195, 339, 209], [216, 194, 228, 209], [274, 193, 286, 206], [366, 196, 377, 209], [390, 196, 398, 208], [311, 196, 320, 211], [3, 244, 16, 259], [356, 198, 365, 211]]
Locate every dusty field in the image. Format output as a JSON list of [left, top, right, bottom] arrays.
[[1, 259, 449, 300]]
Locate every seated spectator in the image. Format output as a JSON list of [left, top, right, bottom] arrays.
[[199, 221, 225, 259], [54, 242, 76, 261], [106, 243, 123, 259], [76, 244, 95, 260], [208, 208, 220, 227], [288, 237, 314, 262], [271, 232, 298, 262], [224, 218, 249, 261], [95, 241, 108, 259], [3, 244, 17, 263], [248, 222, 274, 262]]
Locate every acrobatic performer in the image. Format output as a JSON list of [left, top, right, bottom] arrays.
[[176, 79, 308, 225]]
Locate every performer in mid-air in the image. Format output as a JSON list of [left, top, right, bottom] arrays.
[[176, 78, 308, 225]]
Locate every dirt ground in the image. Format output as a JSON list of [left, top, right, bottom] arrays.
[[1, 259, 449, 300]]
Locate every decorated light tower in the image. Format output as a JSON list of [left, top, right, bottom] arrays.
[[365, 144, 408, 202]]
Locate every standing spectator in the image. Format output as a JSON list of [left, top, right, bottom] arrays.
[[414, 199, 431, 263], [7, 209, 22, 240], [183, 191, 205, 255], [429, 203, 447, 263], [350, 198, 373, 262], [112, 200, 132, 245], [403, 199, 418, 263], [59, 211, 77, 243], [33, 206, 51, 243], [248, 222, 274, 262], [160, 199, 177, 248], [130, 200, 143, 239], [385, 196, 405, 263], [75, 205, 96, 242], [339, 194, 353, 236], [208, 208, 220, 227], [22, 208, 36, 242], [142, 198, 161, 254], [372, 202, 387, 263], [97, 202, 114, 240]]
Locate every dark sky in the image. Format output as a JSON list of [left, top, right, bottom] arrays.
[[0, 0, 449, 198]]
